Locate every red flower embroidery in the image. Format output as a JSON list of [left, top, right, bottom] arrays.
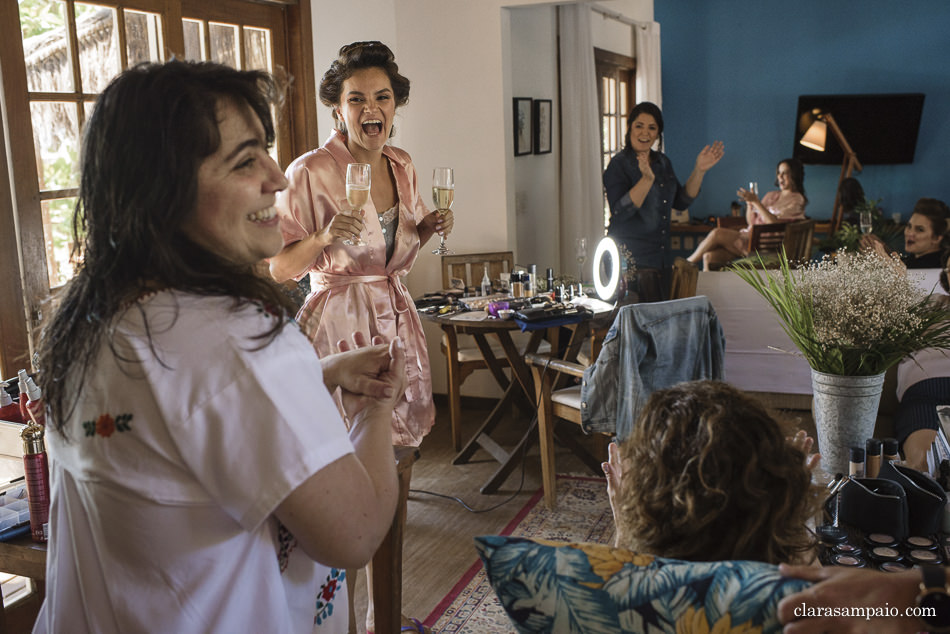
[[96, 414, 116, 437], [321, 578, 337, 601]]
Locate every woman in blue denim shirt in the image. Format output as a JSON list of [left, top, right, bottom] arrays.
[[603, 102, 723, 299]]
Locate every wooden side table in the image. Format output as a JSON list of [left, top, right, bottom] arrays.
[[0, 533, 46, 632]]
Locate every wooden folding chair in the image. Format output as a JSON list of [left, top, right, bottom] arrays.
[[782, 219, 816, 265], [439, 252, 550, 450], [670, 257, 699, 300]]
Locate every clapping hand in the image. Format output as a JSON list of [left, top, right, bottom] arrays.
[[786, 429, 821, 472], [325, 333, 407, 419], [695, 140, 725, 172], [636, 150, 655, 181]]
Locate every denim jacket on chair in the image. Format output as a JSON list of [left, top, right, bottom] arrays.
[[580, 296, 725, 441]]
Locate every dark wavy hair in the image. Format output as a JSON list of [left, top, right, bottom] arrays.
[[623, 101, 664, 153], [912, 197, 950, 242], [319, 41, 410, 124], [838, 177, 865, 212], [615, 381, 818, 564], [36, 60, 297, 437], [776, 157, 808, 204]]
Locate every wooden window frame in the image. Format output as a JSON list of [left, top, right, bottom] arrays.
[[595, 47, 635, 229], [0, 0, 317, 379]]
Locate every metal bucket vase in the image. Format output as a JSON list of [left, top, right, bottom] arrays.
[[811, 369, 886, 475]]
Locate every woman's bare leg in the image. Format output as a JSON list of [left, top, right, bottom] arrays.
[[686, 227, 744, 265], [702, 248, 739, 271]]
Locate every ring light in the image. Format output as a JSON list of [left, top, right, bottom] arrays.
[[593, 237, 622, 301]]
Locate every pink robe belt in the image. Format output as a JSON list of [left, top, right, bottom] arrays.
[[309, 272, 425, 403]]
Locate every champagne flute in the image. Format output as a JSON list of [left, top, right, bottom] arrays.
[[344, 163, 370, 246], [860, 210, 873, 235], [749, 181, 759, 197], [431, 167, 455, 255], [575, 237, 588, 285]]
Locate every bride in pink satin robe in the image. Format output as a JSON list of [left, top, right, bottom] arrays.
[[270, 41, 452, 448]]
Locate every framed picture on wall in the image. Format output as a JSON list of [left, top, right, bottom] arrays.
[[513, 97, 533, 156], [533, 99, 552, 154]]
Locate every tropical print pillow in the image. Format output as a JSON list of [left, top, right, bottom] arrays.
[[474, 536, 811, 633]]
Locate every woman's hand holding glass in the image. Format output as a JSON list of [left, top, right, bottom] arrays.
[[343, 162, 371, 246], [736, 186, 761, 204], [431, 167, 455, 255]]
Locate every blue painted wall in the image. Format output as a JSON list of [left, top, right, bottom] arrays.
[[654, 0, 950, 222]]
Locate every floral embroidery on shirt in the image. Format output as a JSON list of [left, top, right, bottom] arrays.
[[315, 568, 345, 626], [82, 413, 132, 437], [276, 521, 297, 573]]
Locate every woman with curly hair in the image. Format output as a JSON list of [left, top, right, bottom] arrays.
[[603, 380, 819, 564]]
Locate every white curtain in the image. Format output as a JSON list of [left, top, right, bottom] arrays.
[[557, 4, 605, 277], [635, 21, 662, 108]]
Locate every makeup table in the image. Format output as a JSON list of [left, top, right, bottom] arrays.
[[423, 309, 597, 493]]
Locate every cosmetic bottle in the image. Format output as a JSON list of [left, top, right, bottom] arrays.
[[866, 438, 882, 478], [0, 382, 22, 423], [849, 446, 865, 478], [21, 421, 50, 542], [882, 438, 900, 463], [546, 268, 555, 296], [23, 376, 45, 428], [17, 370, 29, 424], [510, 272, 524, 298], [527, 264, 537, 297], [480, 265, 492, 297]]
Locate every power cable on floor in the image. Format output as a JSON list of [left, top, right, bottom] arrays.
[[408, 355, 556, 513]]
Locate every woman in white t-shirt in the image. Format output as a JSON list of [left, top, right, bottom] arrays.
[[33, 60, 401, 633]]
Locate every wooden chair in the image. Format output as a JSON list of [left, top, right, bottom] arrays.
[[526, 297, 724, 509], [747, 222, 788, 256], [670, 257, 699, 300], [441, 251, 513, 292], [782, 219, 816, 265], [439, 252, 550, 450]]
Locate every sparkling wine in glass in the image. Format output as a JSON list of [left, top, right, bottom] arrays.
[[575, 237, 588, 284], [749, 181, 759, 197], [431, 167, 455, 255], [860, 210, 873, 235], [344, 163, 370, 246]]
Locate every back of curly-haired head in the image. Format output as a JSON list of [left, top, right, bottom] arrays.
[[615, 380, 817, 564], [319, 41, 410, 118]]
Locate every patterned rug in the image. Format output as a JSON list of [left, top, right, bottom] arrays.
[[423, 475, 614, 633]]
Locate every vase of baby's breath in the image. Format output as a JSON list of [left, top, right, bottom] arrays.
[[732, 250, 950, 474]]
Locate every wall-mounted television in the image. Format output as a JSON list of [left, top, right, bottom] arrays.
[[793, 93, 925, 165]]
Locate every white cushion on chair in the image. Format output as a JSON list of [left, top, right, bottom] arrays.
[[551, 385, 581, 408]]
